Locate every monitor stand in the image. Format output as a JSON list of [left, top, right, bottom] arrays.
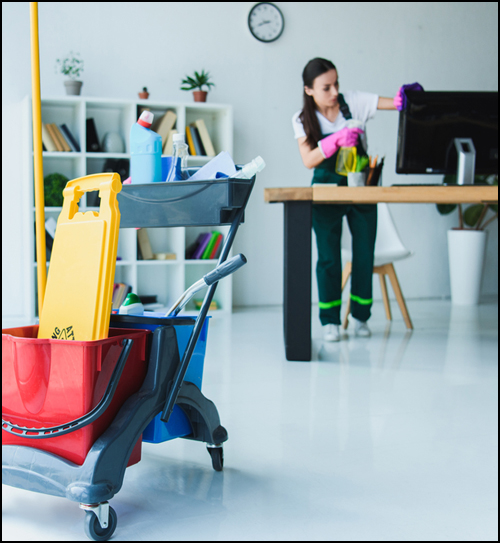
[[454, 138, 476, 185]]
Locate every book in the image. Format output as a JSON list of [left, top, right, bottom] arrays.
[[86, 118, 101, 152], [194, 299, 219, 310], [45, 123, 63, 151], [186, 233, 205, 259], [60, 123, 81, 152], [152, 110, 177, 150], [192, 232, 212, 259], [137, 228, 154, 260], [153, 252, 176, 260], [112, 283, 132, 309], [41, 123, 57, 152], [185, 125, 196, 155], [190, 123, 206, 155], [163, 129, 178, 155], [194, 118, 216, 157], [51, 124, 72, 152], [201, 232, 220, 259], [209, 233, 223, 259]]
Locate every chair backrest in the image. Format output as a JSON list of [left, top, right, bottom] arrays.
[[341, 203, 412, 265]]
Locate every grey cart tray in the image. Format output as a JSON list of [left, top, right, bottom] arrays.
[[118, 175, 254, 228]]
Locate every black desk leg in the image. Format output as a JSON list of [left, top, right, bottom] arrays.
[[283, 201, 312, 361]]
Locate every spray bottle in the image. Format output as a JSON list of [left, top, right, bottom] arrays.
[[335, 120, 364, 176]]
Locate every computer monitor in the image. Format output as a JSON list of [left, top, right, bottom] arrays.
[[396, 91, 498, 177]]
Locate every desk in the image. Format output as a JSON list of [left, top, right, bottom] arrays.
[[264, 185, 499, 361]]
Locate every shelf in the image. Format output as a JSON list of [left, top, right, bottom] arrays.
[[24, 96, 233, 321]]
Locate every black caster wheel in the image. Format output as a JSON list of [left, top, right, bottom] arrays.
[[84, 506, 117, 541], [207, 445, 223, 471]]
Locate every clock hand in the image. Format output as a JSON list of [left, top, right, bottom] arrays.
[[257, 20, 271, 27]]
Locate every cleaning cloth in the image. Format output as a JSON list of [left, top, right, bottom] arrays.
[[396, 82, 424, 111]]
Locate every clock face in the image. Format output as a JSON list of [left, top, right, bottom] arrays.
[[248, 3, 284, 43]]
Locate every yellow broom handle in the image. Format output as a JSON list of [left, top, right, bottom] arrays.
[[30, 2, 47, 313]]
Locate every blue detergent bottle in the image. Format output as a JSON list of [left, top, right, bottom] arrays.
[[130, 111, 162, 184]]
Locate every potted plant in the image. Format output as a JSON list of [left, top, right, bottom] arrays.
[[180, 70, 215, 102], [138, 87, 149, 99], [44, 172, 69, 207], [437, 174, 498, 305], [55, 52, 84, 96]]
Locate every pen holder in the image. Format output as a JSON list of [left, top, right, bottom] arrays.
[[347, 171, 367, 187]]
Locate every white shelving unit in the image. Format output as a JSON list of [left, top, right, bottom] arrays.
[[24, 96, 233, 322]]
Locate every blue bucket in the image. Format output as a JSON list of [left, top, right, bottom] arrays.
[[109, 314, 209, 443]]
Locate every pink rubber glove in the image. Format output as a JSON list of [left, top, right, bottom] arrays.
[[318, 127, 364, 159], [393, 89, 403, 110]]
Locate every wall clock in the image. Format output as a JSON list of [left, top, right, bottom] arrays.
[[248, 3, 284, 43]]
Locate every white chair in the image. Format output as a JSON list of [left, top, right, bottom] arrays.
[[341, 203, 414, 330]]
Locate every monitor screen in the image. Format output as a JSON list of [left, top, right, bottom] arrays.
[[396, 91, 498, 175]]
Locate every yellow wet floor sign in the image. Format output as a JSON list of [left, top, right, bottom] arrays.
[[38, 173, 122, 341]]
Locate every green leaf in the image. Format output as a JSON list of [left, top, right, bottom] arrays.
[[463, 204, 484, 227], [44, 173, 69, 207], [180, 69, 214, 91], [436, 203, 457, 215]]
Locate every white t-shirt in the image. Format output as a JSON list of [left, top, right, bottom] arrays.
[[292, 90, 379, 150]]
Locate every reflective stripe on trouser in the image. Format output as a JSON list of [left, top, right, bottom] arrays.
[[312, 203, 377, 325]]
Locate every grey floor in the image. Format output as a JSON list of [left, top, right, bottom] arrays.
[[2, 299, 498, 541]]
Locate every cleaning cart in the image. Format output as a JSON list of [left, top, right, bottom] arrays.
[[2, 172, 256, 541]]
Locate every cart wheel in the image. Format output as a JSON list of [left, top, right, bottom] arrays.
[[207, 445, 224, 471], [84, 507, 117, 541]]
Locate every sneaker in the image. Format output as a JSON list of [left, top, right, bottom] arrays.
[[354, 318, 371, 337], [323, 324, 341, 342]]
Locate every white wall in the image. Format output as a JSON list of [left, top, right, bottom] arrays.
[[2, 2, 498, 325]]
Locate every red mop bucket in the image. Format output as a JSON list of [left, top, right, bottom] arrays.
[[2, 325, 150, 466]]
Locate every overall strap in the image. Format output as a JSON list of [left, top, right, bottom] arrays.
[[338, 94, 352, 121]]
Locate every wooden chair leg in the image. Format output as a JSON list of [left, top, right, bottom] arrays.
[[386, 263, 413, 330], [341, 262, 352, 329], [343, 296, 351, 329], [378, 271, 392, 321], [341, 262, 352, 291]]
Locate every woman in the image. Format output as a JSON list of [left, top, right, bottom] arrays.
[[292, 57, 401, 341]]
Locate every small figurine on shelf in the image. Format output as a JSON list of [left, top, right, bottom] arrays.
[[138, 87, 149, 99], [55, 51, 84, 95]]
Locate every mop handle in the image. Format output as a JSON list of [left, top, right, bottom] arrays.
[[166, 254, 247, 317], [203, 253, 247, 286]]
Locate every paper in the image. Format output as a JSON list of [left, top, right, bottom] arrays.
[[187, 151, 237, 181]]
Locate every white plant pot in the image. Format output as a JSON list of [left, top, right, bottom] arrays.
[[447, 229, 487, 305]]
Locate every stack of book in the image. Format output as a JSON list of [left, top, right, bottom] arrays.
[[41, 123, 80, 152], [186, 232, 223, 260], [150, 110, 216, 157], [185, 119, 216, 157]]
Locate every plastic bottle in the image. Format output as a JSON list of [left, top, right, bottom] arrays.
[[335, 120, 364, 176], [233, 156, 266, 179], [165, 134, 189, 182], [130, 111, 162, 184], [118, 293, 144, 315]]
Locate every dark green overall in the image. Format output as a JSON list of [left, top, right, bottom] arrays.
[[312, 95, 377, 325]]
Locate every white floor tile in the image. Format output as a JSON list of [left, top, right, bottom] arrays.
[[2, 299, 498, 541]]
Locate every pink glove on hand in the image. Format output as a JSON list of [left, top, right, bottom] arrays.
[[318, 127, 364, 159], [393, 88, 403, 110]]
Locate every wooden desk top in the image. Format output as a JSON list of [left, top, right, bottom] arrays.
[[264, 185, 498, 205]]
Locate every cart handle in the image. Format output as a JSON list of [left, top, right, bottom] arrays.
[[1, 339, 133, 439]]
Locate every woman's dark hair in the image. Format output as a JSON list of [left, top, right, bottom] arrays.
[[299, 58, 337, 149]]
